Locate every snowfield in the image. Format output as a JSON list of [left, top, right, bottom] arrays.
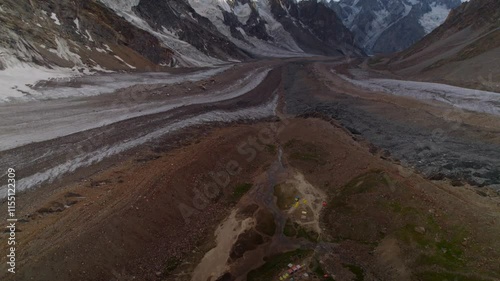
[[419, 3, 452, 33], [339, 70, 500, 116], [0, 65, 77, 102], [187, 0, 305, 57]]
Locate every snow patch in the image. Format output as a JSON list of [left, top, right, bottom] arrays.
[[0, 65, 77, 102], [233, 3, 252, 25], [50, 12, 61, 25], [48, 37, 83, 66], [98, 0, 140, 12], [114, 55, 136, 69], [419, 4, 451, 33], [85, 30, 94, 42], [74, 18, 80, 31], [236, 27, 246, 36], [104, 44, 113, 53], [1, 66, 231, 104], [91, 64, 113, 73]]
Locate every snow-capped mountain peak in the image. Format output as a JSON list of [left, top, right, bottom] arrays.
[[329, 0, 462, 53]]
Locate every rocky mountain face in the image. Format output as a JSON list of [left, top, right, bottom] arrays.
[[0, 0, 364, 73], [129, 0, 364, 62], [385, 0, 500, 91], [0, 0, 175, 72], [328, 0, 462, 54], [270, 0, 364, 56]]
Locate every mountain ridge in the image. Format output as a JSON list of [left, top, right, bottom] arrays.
[[328, 0, 462, 54], [0, 0, 365, 73], [384, 0, 500, 92]]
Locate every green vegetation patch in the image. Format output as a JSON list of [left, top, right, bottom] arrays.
[[296, 225, 319, 242], [255, 209, 276, 236], [415, 271, 491, 281], [398, 216, 468, 271], [165, 257, 181, 273], [455, 29, 500, 61], [343, 264, 365, 281], [282, 219, 318, 242], [328, 171, 389, 213], [247, 249, 312, 281], [284, 219, 297, 237], [415, 238, 466, 270], [311, 259, 335, 280], [232, 183, 253, 201], [368, 56, 384, 65], [386, 201, 418, 215], [290, 151, 324, 163], [265, 144, 277, 154], [273, 184, 298, 210], [424, 29, 500, 72], [284, 139, 298, 148], [397, 223, 432, 247], [285, 139, 327, 165], [230, 230, 264, 260]]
